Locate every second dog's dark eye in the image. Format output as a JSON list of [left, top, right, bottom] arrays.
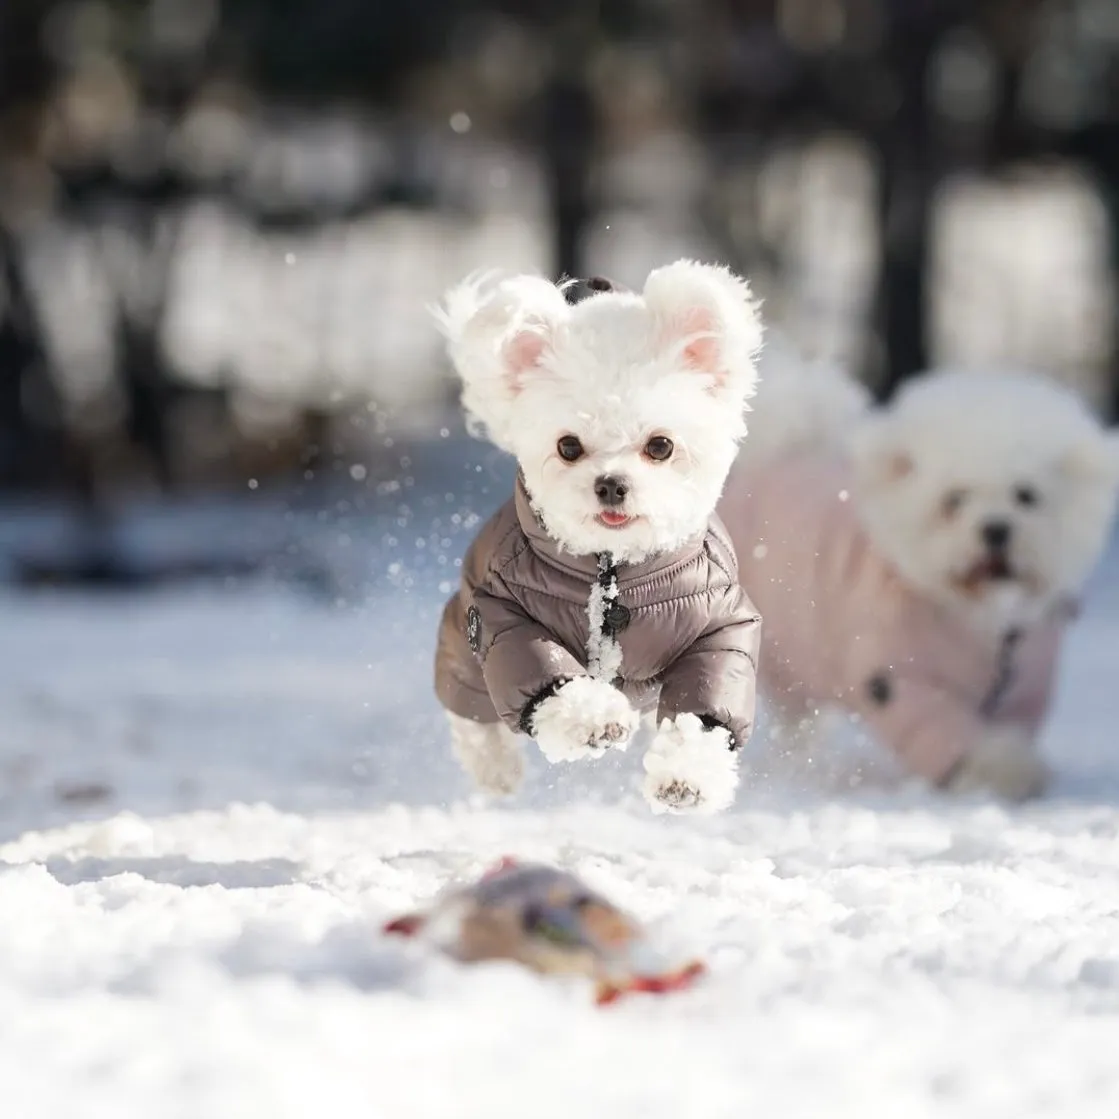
[[1014, 484, 1039, 508], [557, 435, 585, 462], [644, 435, 674, 462], [942, 488, 968, 517]]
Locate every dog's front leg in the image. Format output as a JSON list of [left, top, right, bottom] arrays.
[[854, 676, 1051, 801], [526, 677, 639, 763], [641, 590, 760, 815], [468, 588, 637, 764], [642, 713, 740, 815]]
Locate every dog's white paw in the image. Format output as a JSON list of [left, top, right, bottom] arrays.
[[642, 713, 739, 816], [942, 725, 1051, 802], [530, 677, 638, 763], [448, 713, 525, 796]]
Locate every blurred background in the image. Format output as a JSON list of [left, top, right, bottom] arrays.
[[1, 0, 1118, 830]]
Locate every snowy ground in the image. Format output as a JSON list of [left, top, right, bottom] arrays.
[[2, 437, 1119, 1117]]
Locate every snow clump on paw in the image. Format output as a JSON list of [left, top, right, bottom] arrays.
[[531, 677, 638, 764], [643, 713, 739, 816]]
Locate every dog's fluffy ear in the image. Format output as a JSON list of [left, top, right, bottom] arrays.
[[434, 271, 568, 390], [642, 260, 763, 394], [848, 413, 915, 489], [432, 271, 569, 441], [1060, 428, 1119, 489]]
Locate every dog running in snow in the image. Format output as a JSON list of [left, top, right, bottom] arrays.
[[431, 262, 765, 814], [719, 357, 1119, 800]]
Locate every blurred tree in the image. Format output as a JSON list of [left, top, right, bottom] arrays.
[[0, 0, 80, 491], [0, 226, 68, 491], [221, 0, 463, 101], [538, 19, 599, 281], [870, 0, 954, 399]]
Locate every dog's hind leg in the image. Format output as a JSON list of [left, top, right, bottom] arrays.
[[447, 713, 525, 796]]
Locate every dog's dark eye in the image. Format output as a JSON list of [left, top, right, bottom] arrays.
[[1014, 484, 1039, 508], [556, 435, 585, 463], [644, 435, 674, 462], [942, 488, 968, 516]]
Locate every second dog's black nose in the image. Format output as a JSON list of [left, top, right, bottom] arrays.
[[981, 520, 1012, 550], [594, 475, 628, 507]]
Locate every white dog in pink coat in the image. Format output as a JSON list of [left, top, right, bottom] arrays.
[[718, 357, 1119, 800]]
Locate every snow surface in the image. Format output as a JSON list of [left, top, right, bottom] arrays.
[[2, 440, 1119, 1117]]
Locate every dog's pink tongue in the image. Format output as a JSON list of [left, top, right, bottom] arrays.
[[599, 511, 628, 527]]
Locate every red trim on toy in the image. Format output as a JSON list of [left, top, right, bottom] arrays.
[[383, 913, 426, 937], [594, 960, 707, 1005]]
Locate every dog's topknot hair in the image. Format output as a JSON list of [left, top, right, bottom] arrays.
[[561, 275, 630, 305]]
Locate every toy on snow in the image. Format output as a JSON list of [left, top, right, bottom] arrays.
[[383, 857, 706, 1005]]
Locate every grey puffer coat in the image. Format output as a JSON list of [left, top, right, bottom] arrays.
[[434, 476, 761, 747]]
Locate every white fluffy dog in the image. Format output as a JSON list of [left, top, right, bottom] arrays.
[[719, 358, 1119, 800], [431, 264, 765, 812]]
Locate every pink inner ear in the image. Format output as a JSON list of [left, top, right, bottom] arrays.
[[676, 308, 722, 377], [503, 329, 547, 391]]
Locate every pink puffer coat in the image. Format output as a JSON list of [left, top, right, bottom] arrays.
[[718, 453, 1070, 784]]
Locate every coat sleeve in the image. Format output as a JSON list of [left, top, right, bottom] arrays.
[[847, 672, 982, 785], [656, 583, 761, 748], [433, 589, 499, 723], [471, 574, 587, 734]]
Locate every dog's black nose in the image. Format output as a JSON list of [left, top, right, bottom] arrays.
[[981, 520, 1012, 550], [594, 475, 629, 507]]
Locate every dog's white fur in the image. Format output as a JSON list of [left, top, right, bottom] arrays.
[[447, 713, 525, 797], [732, 337, 873, 474], [435, 262, 762, 563], [744, 357, 1119, 799], [642, 714, 739, 815], [530, 676, 638, 763], [435, 261, 763, 807], [851, 368, 1119, 636]]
